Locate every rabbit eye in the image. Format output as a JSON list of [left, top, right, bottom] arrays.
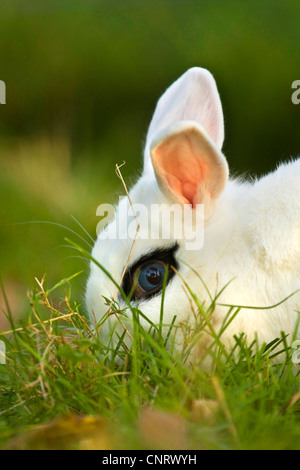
[[133, 261, 166, 297], [122, 244, 179, 301]]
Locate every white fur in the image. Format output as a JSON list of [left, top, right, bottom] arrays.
[[86, 67, 300, 360]]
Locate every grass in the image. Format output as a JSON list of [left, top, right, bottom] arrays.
[[1, 149, 300, 450], [0, 0, 300, 451], [1, 244, 300, 450]]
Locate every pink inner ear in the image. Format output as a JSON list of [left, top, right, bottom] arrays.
[[153, 132, 207, 206]]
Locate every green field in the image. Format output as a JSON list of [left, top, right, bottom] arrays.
[[1, 0, 300, 450]]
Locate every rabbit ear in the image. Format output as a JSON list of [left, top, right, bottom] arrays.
[[150, 121, 228, 212], [144, 67, 224, 175]]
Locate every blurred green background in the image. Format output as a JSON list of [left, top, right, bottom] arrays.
[[0, 0, 299, 319]]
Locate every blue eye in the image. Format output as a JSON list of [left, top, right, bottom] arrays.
[[137, 262, 166, 292], [122, 245, 179, 300]]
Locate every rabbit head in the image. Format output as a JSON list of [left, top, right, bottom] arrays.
[[86, 67, 300, 359]]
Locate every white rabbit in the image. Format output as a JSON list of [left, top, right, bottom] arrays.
[[86, 67, 300, 361]]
